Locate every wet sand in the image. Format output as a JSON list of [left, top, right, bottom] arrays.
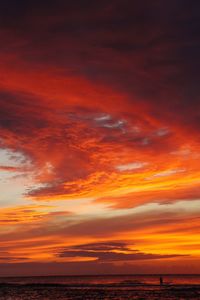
[[0, 283, 200, 299]]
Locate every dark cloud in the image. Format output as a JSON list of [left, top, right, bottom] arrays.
[[0, 0, 199, 137], [0, 91, 45, 126], [72, 241, 129, 251], [58, 241, 185, 262]]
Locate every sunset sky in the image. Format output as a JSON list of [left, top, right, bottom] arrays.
[[0, 0, 200, 276]]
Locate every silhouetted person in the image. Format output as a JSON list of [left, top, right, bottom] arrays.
[[160, 276, 163, 286]]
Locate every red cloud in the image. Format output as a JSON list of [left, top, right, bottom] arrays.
[[0, 0, 200, 275]]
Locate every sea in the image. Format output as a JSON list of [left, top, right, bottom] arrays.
[[0, 274, 200, 299]]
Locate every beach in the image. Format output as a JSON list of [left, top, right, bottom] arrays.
[[1, 275, 200, 299], [0, 283, 200, 299]]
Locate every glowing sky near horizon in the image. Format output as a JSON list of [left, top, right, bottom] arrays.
[[0, 0, 200, 276]]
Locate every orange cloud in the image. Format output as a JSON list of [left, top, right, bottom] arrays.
[[0, 0, 200, 275]]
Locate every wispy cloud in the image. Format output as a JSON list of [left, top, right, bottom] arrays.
[[116, 162, 148, 172], [146, 169, 185, 179]]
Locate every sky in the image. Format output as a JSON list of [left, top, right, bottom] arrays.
[[0, 0, 200, 276]]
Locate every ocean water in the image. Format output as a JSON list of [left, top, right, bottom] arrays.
[[0, 275, 200, 299], [1, 274, 200, 285]]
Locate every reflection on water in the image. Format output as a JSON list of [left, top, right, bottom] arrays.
[[1, 274, 200, 285]]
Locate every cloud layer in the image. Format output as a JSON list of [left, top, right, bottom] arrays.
[[0, 0, 200, 275]]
